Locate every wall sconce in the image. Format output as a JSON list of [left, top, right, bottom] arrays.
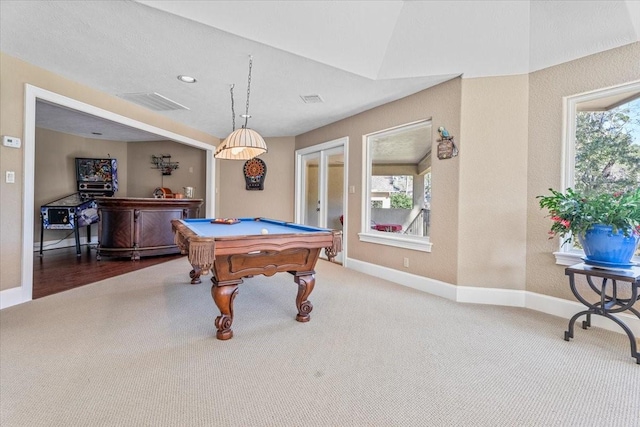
[[151, 154, 179, 175]]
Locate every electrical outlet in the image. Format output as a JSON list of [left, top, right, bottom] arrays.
[[403, 257, 409, 268], [6, 171, 16, 183]]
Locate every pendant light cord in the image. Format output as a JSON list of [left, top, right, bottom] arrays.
[[229, 84, 236, 132], [244, 56, 253, 129], [228, 56, 254, 132]]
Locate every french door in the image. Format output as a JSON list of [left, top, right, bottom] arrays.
[[295, 138, 347, 264]]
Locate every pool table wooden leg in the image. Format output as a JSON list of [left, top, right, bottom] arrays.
[[292, 271, 315, 322], [211, 279, 241, 340], [189, 267, 202, 284]]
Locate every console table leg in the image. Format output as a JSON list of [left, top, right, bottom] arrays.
[[601, 313, 640, 363], [582, 313, 591, 329], [565, 310, 590, 341], [565, 265, 640, 364]]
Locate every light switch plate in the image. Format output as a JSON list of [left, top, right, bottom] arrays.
[[2, 136, 21, 148], [6, 171, 16, 183]]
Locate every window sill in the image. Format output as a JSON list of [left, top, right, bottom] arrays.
[[553, 251, 640, 266], [358, 231, 432, 252], [552, 251, 583, 266]]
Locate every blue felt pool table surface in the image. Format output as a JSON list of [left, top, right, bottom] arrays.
[[180, 217, 331, 238]]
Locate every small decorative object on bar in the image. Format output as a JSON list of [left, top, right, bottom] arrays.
[[153, 187, 174, 198], [183, 186, 195, 198], [436, 126, 458, 160], [538, 187, 640, 267], [151, 154, 179, 175], [243, 157, 267, 190]]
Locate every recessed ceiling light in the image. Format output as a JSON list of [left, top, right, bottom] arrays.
[[177, 75, 197, 83]]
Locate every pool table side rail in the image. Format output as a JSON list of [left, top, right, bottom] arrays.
[[171, 219, 342, 260], [179, 217, 332, 236]]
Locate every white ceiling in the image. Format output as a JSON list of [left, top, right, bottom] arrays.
[[1, 0, 639, 143]]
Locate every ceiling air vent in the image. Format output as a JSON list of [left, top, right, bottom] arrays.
[[300, 94, 324, 104], [117, 92, 190, 111]]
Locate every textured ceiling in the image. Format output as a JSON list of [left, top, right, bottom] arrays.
[[1, 0, 639, 142]]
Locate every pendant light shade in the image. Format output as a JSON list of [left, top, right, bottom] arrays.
[[214, 56, 267, 160], [214, 128, 267, 160]]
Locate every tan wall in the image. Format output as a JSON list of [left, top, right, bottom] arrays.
[[458, 75, 529, 289], [34, 128, 129, 243], [34, 131, 209, 247], [526, 42, 640, 300], [127, 140, 207, 201], [217, 137, 295, 221], [296, 78, 462, 284], [296, 41, 639, 297], [3, 42, 639, 301], [0, 52, 218, 292]]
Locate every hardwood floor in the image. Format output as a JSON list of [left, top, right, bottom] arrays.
[[33, 245, 183, 299]]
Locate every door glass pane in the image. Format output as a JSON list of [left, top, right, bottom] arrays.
[[326, 151, 344, 231], [303, 154, 319, 226]]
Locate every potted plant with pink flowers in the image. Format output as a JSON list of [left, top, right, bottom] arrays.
[[538, 187, 640, 267]]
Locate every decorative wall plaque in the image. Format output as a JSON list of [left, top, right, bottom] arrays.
[[243, 157, 267, 190], [436, 126, 458, 160], [437, 138, 458, 159]]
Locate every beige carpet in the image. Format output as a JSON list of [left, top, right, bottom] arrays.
[[1, 257, 639, 426]]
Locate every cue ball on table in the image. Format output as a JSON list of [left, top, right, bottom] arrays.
[[261, 228, 269, 234]]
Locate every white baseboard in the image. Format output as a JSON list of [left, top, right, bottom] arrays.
[[347, 258, 458, 300], [3, 255, 639, 337], [344, 257, 640, 337], [0, 287, 28, 310]]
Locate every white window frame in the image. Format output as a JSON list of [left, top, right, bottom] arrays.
[[555, 80, 640, 265], [359, 120, 432, 252]]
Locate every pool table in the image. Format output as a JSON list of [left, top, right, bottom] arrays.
[[171, 217, 342, 340]]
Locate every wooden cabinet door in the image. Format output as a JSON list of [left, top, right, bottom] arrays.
[[99, 209, 134, 248], [137, 209, 183, 248]]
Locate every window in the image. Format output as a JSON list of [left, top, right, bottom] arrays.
[[558, 81, 640, 263], [360, 120, 433, 252]]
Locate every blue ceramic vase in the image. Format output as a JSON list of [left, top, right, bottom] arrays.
[[578, 224, 639, 266]]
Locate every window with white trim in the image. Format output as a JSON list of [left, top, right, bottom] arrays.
[[558, 81, 640, 264], [360, 120, 433, 252]]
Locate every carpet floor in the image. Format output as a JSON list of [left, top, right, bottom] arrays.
[[1, 258, 639, 426]]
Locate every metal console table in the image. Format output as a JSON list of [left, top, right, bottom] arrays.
[[564, 263, 640, 364]]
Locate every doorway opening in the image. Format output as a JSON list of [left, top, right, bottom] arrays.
[[2, 84, 216, 309], [295, 137, 348, 265]]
